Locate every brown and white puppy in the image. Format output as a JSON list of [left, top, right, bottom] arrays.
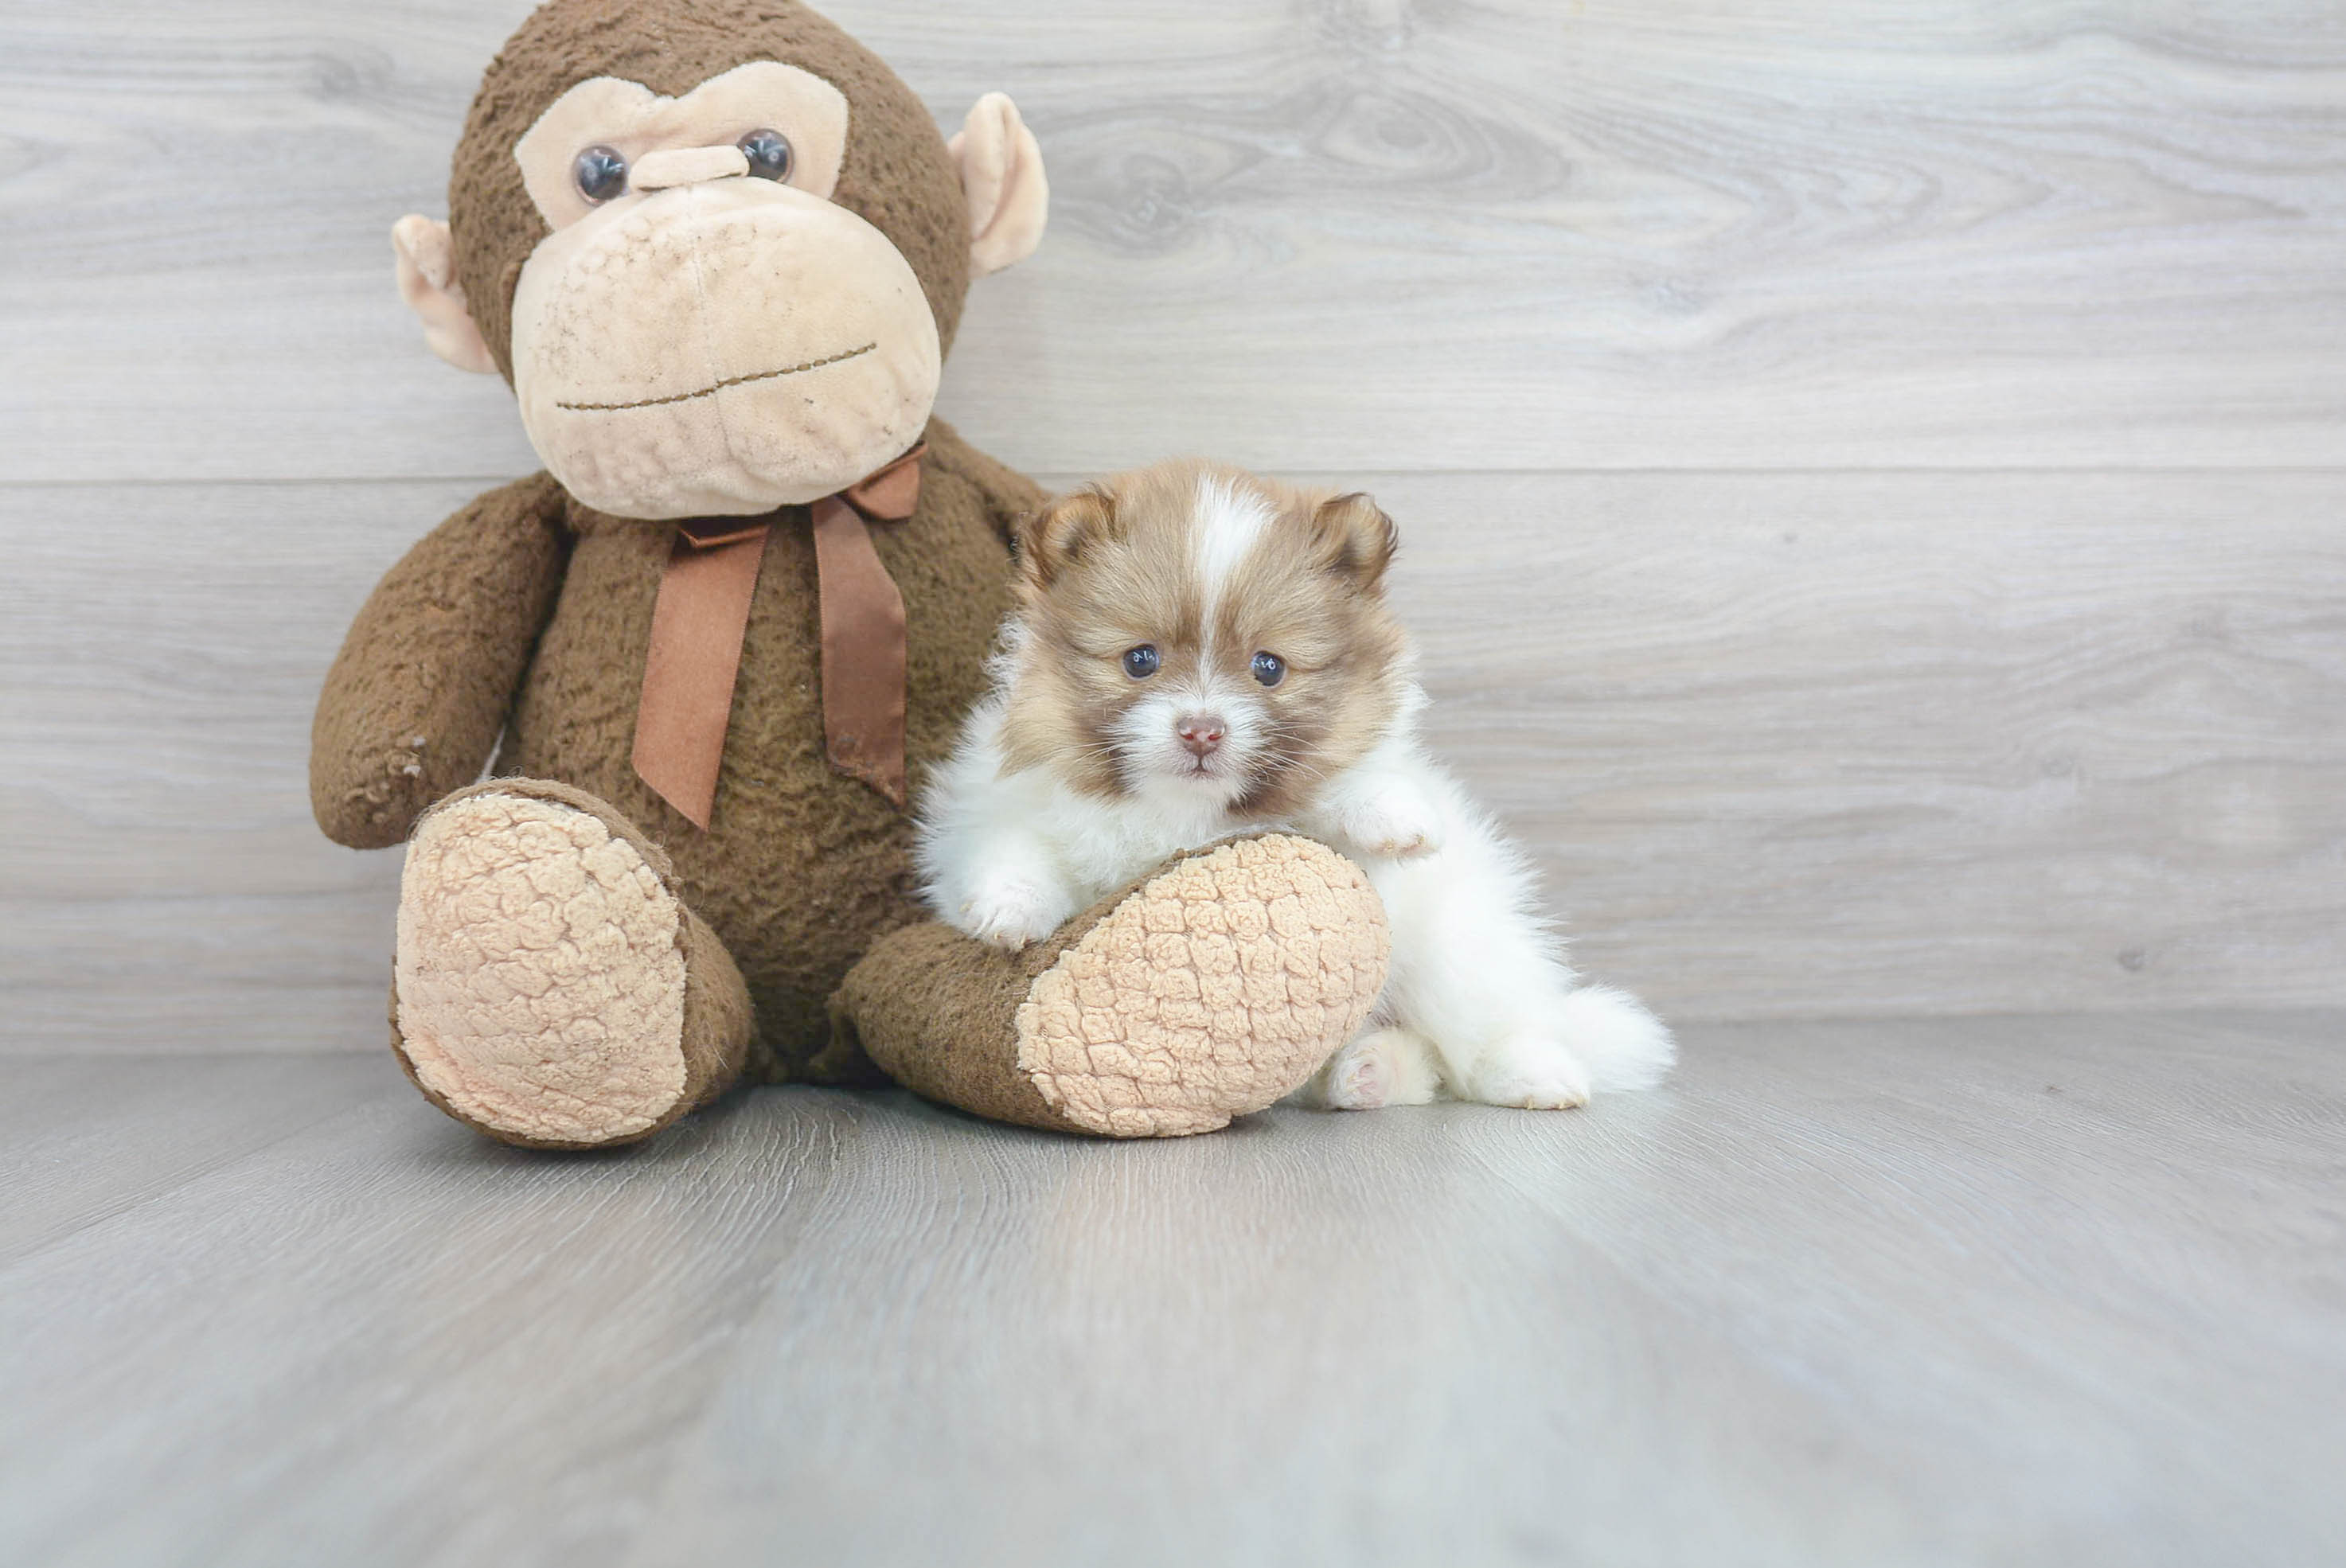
[[915, 460, 1674, 1110]]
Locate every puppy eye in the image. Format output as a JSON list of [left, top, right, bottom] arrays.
[[1251, 651, 1286, 688], [574, 145, 628, 203], [1122, 645, 1161, 679], [738, 128, 794, 181]]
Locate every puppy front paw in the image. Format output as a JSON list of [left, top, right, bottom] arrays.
[[960, 875, 1069, 952], [1333, 788, 1444, 861]]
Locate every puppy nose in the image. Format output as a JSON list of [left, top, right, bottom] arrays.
[[1177, 715, 1227, 758]]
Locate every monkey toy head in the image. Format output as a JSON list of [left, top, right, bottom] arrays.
[[391, 0, 1048, 521]]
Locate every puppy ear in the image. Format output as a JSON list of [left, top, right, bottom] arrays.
[[392, 215, 498, 375], [1018, 486, 1115, 592], [950, 93, 1049, 278], [1311, 493, 1399, 591]]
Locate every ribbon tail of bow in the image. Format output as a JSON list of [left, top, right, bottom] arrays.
[[810, 493, 909, 809], [632, 522, 771, 832]]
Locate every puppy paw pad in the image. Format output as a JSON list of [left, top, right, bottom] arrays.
[[1326, 1052, 1392, 1110]]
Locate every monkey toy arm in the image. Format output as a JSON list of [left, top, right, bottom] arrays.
[[310, 473, 572, 850]]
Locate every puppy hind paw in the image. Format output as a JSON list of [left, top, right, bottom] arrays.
[[1302, 1028, 1441, 1111], [1327, 1045, 1395, 1110], [1474, 1070, 1591, 1110], [1464, 1036, 1593, 1110]]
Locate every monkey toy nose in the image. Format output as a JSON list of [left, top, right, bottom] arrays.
[[1176, 716, 1227, 759], [631, 144, 752, 192]]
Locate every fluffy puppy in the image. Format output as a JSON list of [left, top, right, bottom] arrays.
[[915, 459, 1673, 1109]]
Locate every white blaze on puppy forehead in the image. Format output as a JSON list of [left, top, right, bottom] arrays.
[[1191, 472, 1277, 611]]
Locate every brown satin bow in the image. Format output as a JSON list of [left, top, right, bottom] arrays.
[[630, 444, 927, 830]]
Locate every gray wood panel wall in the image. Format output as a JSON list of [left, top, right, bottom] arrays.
[[4, 0, 2342, 1051]]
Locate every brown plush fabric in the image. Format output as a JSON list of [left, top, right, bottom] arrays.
[[311, 473, 572, 848], [831, 921, 1071, 1130], [320, 418, 1035, 1078], [675, 893, 758, 1109], [838, 836, 1392, 1137], [487, 418, 1030, 1076], [449, 0, 973, 383]]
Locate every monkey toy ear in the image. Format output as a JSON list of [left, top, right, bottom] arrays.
[[390, 214, 499, 375], [950, 93, 1050, 278]]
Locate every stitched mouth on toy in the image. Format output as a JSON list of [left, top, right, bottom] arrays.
[[554, 341, 876, 412]]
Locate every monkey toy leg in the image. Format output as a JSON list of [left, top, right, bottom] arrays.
[[392, 783, 1386, 1146], [388, 778, 754, 1150], [833, 836, 1391, 1138]]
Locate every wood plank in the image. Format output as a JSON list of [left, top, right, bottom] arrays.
[[0, 1014, 2338, 1565], [0, 1052, 404, 1266], [642, 1012, 2346, 1567], [4, 470, 2339, 1050], [1367, 467, 2346, 1019], [0, 477, 457, 1054], [3, 2, 2342, 483], [0, 1079, 875, 1567]]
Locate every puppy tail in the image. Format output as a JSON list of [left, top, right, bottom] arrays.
[[1559, 983, 1677, 1093]]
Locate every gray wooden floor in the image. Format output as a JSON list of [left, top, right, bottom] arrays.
[[4, 1012, 2340, 1567]]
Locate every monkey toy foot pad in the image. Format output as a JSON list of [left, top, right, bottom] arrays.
[[839, 836, 1391, 1137], [390, 789, 1385, 1146], [391, 782, 752, 1149]]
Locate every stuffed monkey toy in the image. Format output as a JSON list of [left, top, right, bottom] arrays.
[[314, 0, 1389, 1148]]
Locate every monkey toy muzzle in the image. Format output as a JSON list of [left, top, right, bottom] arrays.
[[509, 167, 943, 521]]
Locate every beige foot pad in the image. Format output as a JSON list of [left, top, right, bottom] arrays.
[[837, 835, 1391, 1138], [1017, 837, 1389, 1134], [394, 786, 707, 1148]]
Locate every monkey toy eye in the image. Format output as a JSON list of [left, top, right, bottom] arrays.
[[1122, 645, 1161, 679], [1251, 651, 1286, 688], [738, 128, 794, 181], [573, 145, 628, 203]]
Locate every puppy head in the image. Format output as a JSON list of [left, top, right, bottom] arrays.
[[1001, 459, 1409, 817]]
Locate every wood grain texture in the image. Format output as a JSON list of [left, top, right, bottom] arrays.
[[0, 480, 463, 1055], [5, 470, 2339, 1051], [0, 1051, 397, 1266], [2, 1, 2342, 481], [1, 1013, 2340, 1566], [1367, 468, 2346, 1018]]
